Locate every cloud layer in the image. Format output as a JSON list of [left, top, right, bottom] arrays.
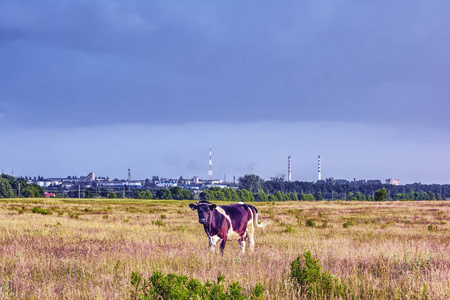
[[1, 1, 449, 128]]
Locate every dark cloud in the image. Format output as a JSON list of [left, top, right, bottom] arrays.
[[1, 1, 450, 129]]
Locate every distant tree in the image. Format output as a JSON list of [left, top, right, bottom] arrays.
[[270, 176, 285, 182], [1, 174, 16, 188], [299, 193, 315, 201], [209, 188, 226, 201], [156, 188, 172, 200], [100, 188, 109, 198], [14, 177, 27, 196], [199, 191, 208, 201], [145, 190, 153, 199], [84, 188, 95, 198], [181, 190, 193, 200], [170, 187, 183, 200], [331, 191, 339, 200], [135, 189, 142, 199], [355, 192, 366, 201], [253, 189, 268, 202], [347, 192, 357, 201], [314, 191, 323, 201], [374, 188, 388, 201], [238, 174, 263, 193], [108, 192, 117, 199], [268, 194, 278, 202], [288, 192, 298, 201], [22, 184, 44, 198], [0, 178, 14, 198], [275, 191, 285, 201], [136, 190, 153, 199], [223, 187, 239, 201], [237, 189, 254, 202]]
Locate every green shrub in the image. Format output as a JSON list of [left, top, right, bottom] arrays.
[[342, 219, 355, 228], [69, 213, 79, 219], [305, 219, 316, 227], [130, 271, 264, 300], [290, 251, 343, 298], [152, 220, 165, 226], [31, 206, 52, 215], [284, 225, 293, 233], [427, 224, 437, 232]]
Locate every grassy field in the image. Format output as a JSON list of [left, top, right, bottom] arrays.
[[0, 199, 449, 299]]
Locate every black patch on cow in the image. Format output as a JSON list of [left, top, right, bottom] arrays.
[[220, 204, 252, 236], [211, 210, 230, 239]]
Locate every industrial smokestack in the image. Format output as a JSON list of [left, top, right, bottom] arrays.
[[288, 156, 291, 182], [208, 145, 213, 181], [318, 155, 321, 181]]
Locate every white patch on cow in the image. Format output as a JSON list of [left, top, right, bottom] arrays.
[[215, 206, 242, 240], [238, 239, 246, 254], [208, 235, 222, 253], [209, 234, 221, 246], [238, 202, 244, 205], [247, 208, 255, 252]]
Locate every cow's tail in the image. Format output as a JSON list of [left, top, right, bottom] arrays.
[[250, 205, 270, 231]]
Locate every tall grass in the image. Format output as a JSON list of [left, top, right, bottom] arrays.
[[0, 199, 448, 299]]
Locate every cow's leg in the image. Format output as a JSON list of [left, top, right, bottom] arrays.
[[219, 238, 227, 255], [238, 238, 246, 254], [209, 236, 220, 253], [248, 231, 255, 252], [209, 240, 215, 253]]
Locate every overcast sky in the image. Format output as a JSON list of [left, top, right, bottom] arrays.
[[1, 1, 450, 184]]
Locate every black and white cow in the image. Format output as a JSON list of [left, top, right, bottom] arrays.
[[189, 201, 268, 254]]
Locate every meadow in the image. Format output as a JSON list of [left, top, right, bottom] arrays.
[[0, 198, 448, 299]]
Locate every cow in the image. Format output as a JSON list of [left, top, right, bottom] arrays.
[[189, 201, 268, 255]]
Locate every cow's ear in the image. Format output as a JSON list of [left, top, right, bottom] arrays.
[[209, 204, 217, 211], [189, 204, 198, 210]]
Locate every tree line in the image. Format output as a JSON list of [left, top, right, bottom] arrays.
[[237, 174, 449, 201], [0, 174, 45, 198], [1, 173, 448, 201]]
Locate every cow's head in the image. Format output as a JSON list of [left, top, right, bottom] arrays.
[[189, 201, 217, 225]]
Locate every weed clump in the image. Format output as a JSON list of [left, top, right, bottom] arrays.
[[152, 220, 165, 226], [305, 219, 316, 227], [130, 271, 264, 300], [342, 219, 355, 228], [290, 251, 343, 298], [31, 206, 52, 215], [284, 225, 294, 233], [427, 224, 438, 232]]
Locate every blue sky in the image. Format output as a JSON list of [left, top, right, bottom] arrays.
[[1, 1, 449, 183]]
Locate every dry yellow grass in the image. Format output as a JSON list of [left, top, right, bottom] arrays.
[[0, 199, 449, 299]]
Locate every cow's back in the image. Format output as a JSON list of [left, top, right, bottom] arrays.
[[219, 203, 254, 236]]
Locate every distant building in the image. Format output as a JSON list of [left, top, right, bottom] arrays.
[[206, 184, 228, 189], [385, 178, 400, 185], [37, 181, 53, 187], [156, 181, 177, 188], [98, 181, 142, 188]]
